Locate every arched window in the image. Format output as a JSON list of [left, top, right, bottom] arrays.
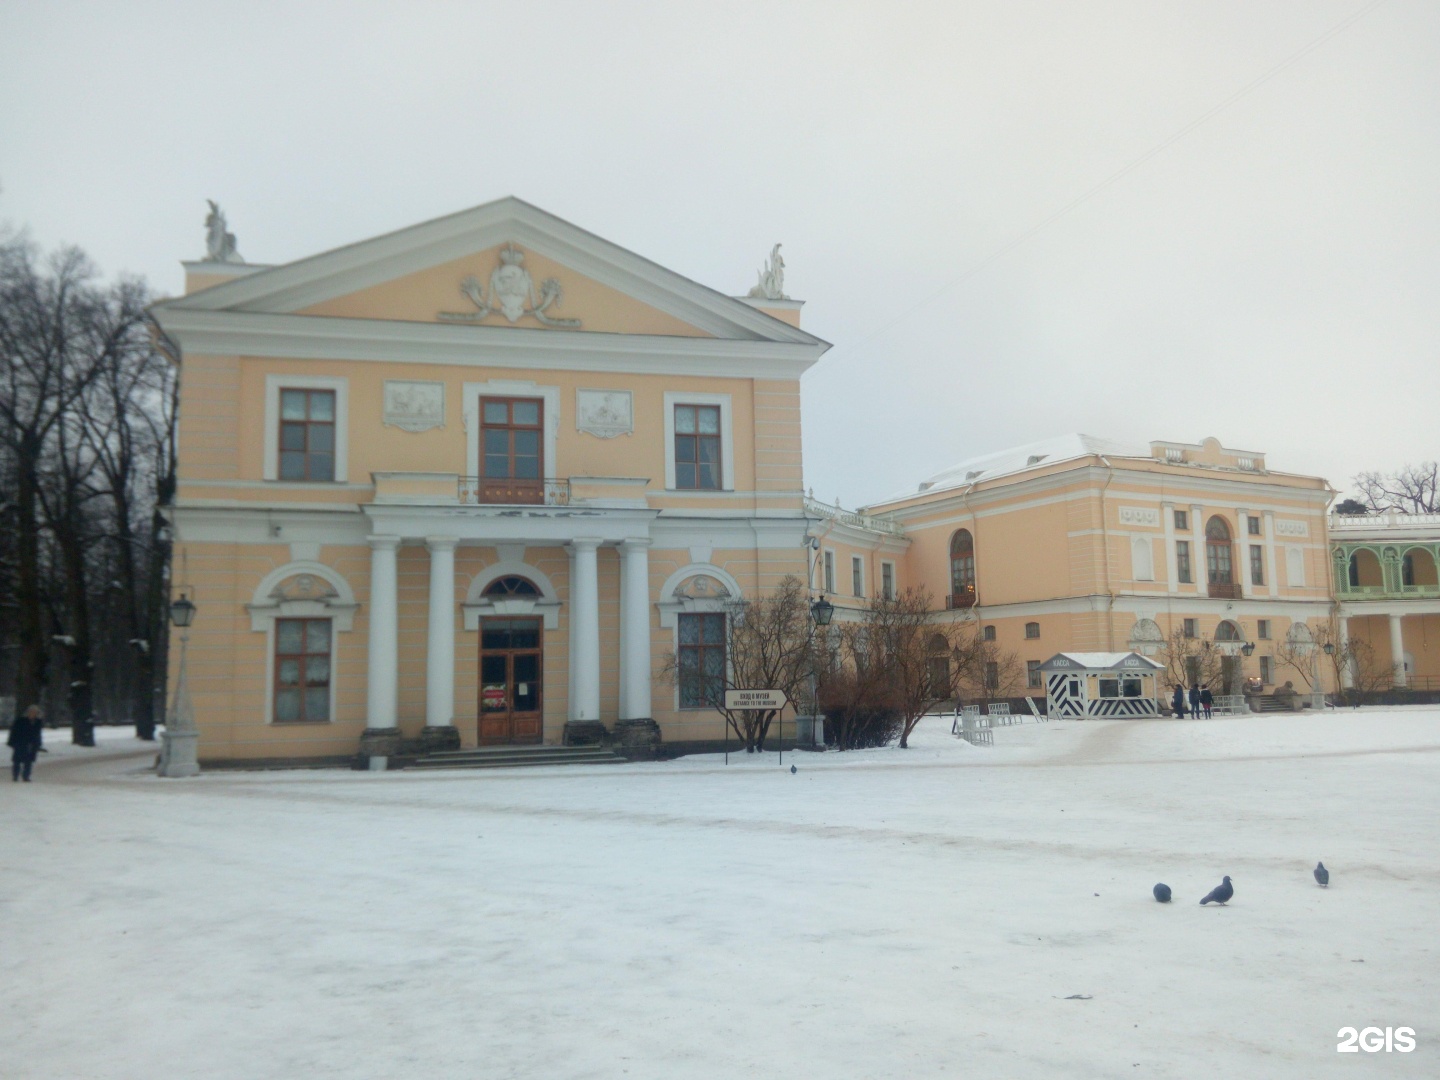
[[949, 529, 976, 608], [1205, 516, 1233, 586], [1024, 621, 1040, 639], [1403, 548, 1438, 587], [1348, 549, 1382, 588], [484, 575, 540, 598], [1215, 620, 1242, 642]]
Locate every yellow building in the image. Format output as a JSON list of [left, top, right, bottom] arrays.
[[834, 434, 1340, 699], [153, 198, 828, 765]]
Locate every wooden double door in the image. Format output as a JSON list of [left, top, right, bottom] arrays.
[[479, 617, 543, 744]]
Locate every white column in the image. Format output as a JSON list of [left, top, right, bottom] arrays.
[[1389, 613, 1407, 687], [1162, 502, 1178, 594], [424, 537, 458, 729], [1236, 507, 1251, 598], [1190, 504, 1205, 593], [365, 535, 401, 729], [1262, 511, 1279, 597], [1338, 615, 1354, 689], [568, 538, 602, 724], [619, 539, 653, 720]]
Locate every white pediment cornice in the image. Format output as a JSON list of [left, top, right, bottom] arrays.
[[153, 308, 825, 380], [155, 196, 827, 349]]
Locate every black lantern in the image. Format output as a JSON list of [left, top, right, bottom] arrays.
[[1241, 642, 1255, 657], [810, 596, 834, 627], [169, 593, 197, 629]]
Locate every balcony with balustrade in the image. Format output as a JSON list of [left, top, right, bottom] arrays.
[[1330, 513, 1440, 601]]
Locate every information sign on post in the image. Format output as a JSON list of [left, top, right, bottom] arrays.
[[724, 689, 788, 710]]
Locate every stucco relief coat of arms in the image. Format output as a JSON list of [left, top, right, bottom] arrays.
[[438, 243, 581, 328]]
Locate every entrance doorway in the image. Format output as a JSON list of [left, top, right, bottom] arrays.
[[479, 617, 543, 744]]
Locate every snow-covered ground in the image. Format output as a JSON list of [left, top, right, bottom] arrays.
[[3, 710, 1437, 1079]]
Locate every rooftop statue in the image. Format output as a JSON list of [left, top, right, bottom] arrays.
[[204, 200, 244, 264], [747, 243, 787, 301]]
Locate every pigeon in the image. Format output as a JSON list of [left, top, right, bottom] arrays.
[[1314, 862, 1329, 887], [1199, 876, 1233, 905], [1153, 883, 1172, 903], [790, 765, 797, 774]]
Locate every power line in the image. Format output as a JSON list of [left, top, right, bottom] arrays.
[[849, 0, 1393, 347]]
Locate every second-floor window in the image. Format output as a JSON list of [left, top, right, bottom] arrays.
[[881, 562, 894, 600], [852, 556, 864, 598], [1174, 509, 1189, 530], [1250, 545, 1265, 585], [279, 389, 335, 481], [1206, 516, 1234, 585], [1257, 619, 1270, 639], [1248, 515, 1262, 536], [1176, 540, 1193, 583], [1025, 621, 1040, 639], [674, 404, 722, 489], [823, 550, 835, 593], [1183, 618, 1197, 639], [482, 398, 543, 483]]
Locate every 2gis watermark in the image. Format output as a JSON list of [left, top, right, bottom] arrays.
[[1337, 1027, 1416, 1053]]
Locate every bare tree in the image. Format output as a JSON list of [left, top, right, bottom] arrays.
[[818, 588, 1020, 749], [1352, 462, 1439, 515], [661, 575, 815, 753], [1157, 627, 1223, 696], [0, 236, 171, 741]]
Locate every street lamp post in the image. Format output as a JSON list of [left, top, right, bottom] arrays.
[[158, 592, 200, 778], [1313, 641, 1335, 710], [802, 594, 834, 749]]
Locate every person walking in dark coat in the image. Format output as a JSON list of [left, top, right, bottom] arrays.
[[8, 705, 44, 782], [1188, 684, 1202, 718], [1199, 684, 1214, 719], [1171, 685, 1187, 719]]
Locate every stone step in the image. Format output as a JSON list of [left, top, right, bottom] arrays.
[[408, 745, 626, 770]]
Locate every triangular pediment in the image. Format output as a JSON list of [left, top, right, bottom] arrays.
[[162, 197, 822, 347]]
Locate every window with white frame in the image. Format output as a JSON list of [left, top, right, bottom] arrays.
[[823, 550, 835, 593], [851, 556, 864, 598], [663, 392, 733, 491], [264, 375, 349, 482], [677, 612, 726, 708], [881, 561, 895, 600], [274, 618, 332, 723]]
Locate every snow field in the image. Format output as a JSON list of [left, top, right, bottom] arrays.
[[2, 710, 1437, 1079]]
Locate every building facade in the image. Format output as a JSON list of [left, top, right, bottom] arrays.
[[834, 435, 1341, 698], [153, 199, 828, 764]]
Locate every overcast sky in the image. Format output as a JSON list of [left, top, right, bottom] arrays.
[[2, 1, 1435, 507]]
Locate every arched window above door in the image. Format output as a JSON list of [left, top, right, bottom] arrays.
[[483, 575, 540, 598], [949, 529, 976, 608]]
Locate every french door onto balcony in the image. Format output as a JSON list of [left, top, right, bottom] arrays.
[[480, 397, 543, 504]]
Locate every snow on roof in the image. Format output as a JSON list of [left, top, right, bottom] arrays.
[[1042, 652, 1164, 671], [871, 433, 1146, 507]]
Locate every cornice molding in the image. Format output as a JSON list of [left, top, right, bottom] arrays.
[[152, 308, 824, 380]]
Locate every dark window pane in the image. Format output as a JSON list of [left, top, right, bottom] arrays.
[[279, 451, 305, 480], [676, 438, 697, 464], [512, 401, 540, 426], [510, 622, 540, 649], [308, 454, 334, 482], [305, 688, 329, 721], [679, 616, 701, 645], [309, 425, 334, 453], [277, 620, 304, 653], [309, 393, 335, 422], [280, 423, 306, 451], [482, 624, 512, 650], [484, 454, 511, 478], [484, 401, 509, 424], [514, 431, 539, 457], [701, 615, 724, 644], [280, 391, 307, 420], [484, 429, 509, 455], [275, 689, 301, 722], [676, 463, 696, 489]]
